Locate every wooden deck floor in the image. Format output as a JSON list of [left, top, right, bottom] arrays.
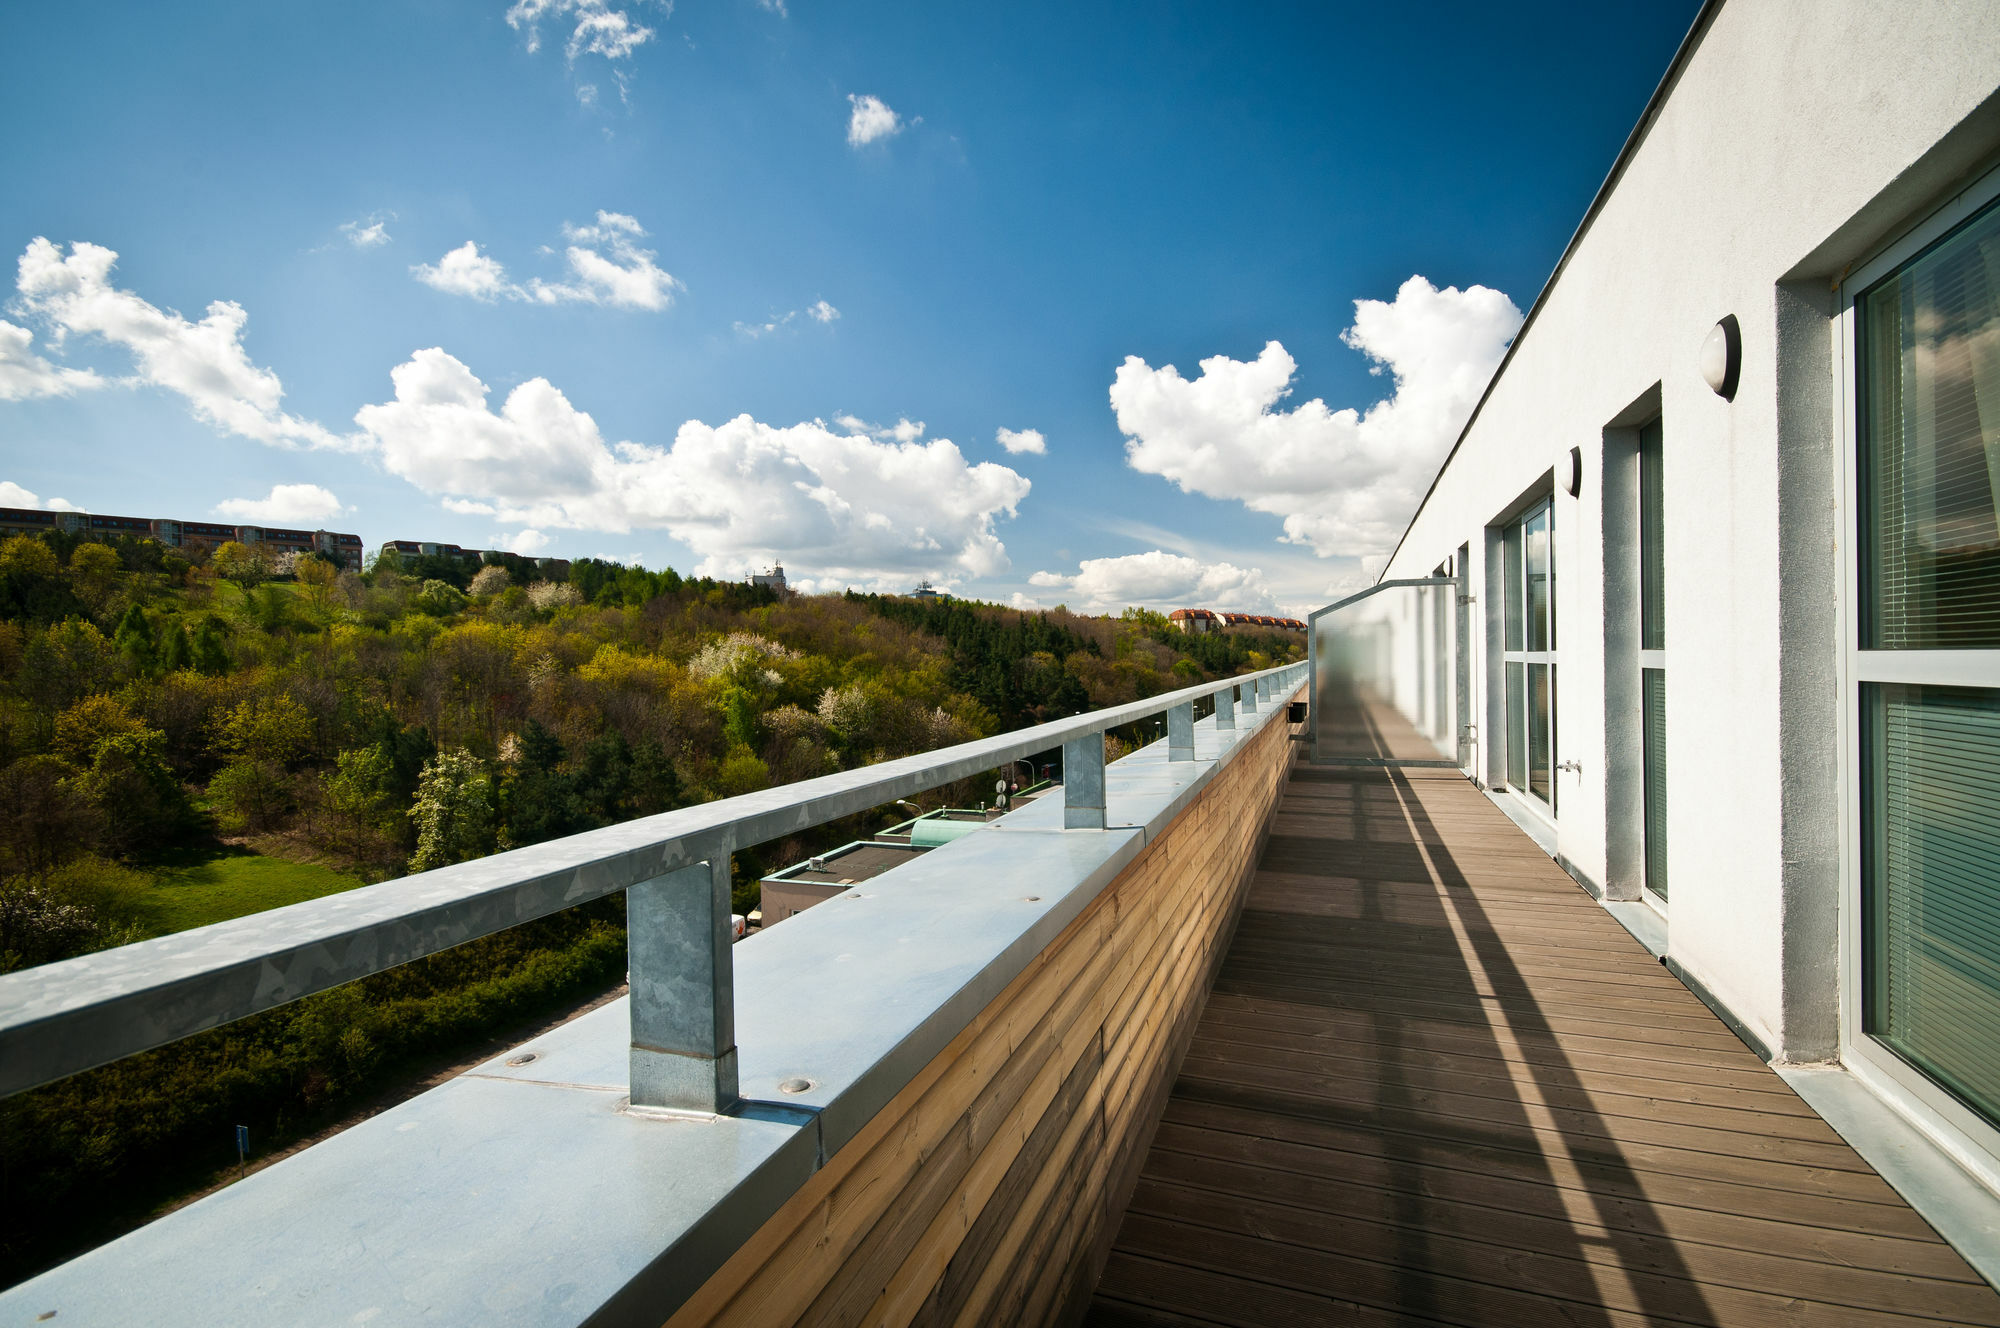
[[1086, 761, 2000, 1327]]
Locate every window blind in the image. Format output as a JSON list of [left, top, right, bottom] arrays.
[[1865, 684, 2000, 1126], [1859, 199, 2000, 649]]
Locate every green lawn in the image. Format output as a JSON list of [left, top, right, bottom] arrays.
[[135, 849, 366, 934]]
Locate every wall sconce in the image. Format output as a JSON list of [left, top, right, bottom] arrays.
[[1560, 445, 1582, 497], [1700, 314, 1741, 400]]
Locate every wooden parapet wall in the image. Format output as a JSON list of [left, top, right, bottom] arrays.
[[666, 705, 1299, 1328]]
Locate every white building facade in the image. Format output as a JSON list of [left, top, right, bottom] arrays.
[[1379, 0, 2000, 1199]]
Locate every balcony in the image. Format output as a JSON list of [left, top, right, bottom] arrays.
[[2, 660, 1997, 1325]]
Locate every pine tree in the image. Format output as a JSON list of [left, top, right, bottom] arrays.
[[113, 605, 156, 675]]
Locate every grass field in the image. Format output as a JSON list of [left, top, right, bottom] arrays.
[[135, 849, 366, 934]]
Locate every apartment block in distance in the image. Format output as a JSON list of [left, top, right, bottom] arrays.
[[0, 507, 364, 570]]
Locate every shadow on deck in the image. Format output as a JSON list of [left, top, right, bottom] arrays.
[[1085, 757, 2000, 1327]]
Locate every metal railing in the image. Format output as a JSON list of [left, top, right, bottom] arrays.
[[0, 662, 1308, 1113]]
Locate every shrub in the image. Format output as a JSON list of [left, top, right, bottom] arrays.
[[0, 881, 101, 973]]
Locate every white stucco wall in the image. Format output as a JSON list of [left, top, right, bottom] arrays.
[[1381, 0, 2000, 1058]]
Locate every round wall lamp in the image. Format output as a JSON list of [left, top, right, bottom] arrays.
[[1560, 445, 1582, 497], [1700, 314, 1741, 400]]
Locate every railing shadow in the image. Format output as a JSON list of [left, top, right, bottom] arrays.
[[1091, 698, 1717, 1324]]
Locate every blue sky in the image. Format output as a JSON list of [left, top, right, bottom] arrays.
[[0, 0, 1699, 613]]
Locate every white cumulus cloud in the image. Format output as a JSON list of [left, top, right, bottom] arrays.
[[508, 0, 656, 59], [499, 528, 553, 556], [352, 347, 1030, 590], [0, 481, 81, 511], [215, 483, 349, 524], [1027, 550, 1278, 615], [412, 241, 511, 300], [413, 213, 680, 311], [734, 311, 796, 339], [995, 427, 1046, 456], [807, 299, 839, 323], [339, 215, 393, 248], [847, 94, 903, 147], [12, 239, 353, 450], [1111, 275, 1520, 559], [0, 318, 102, 401]]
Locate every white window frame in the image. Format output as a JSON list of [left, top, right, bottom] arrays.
[[1836, 161, 2000, 1191]]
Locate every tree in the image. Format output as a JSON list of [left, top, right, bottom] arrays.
[[190, 617, 231, 674], [294, 555, 338, 613], [208, 760, 292, 834], [0, 536, 58, 577], [211, 541, 267, 589], [65, 729, 196, 854], [19, 620, 117, 713], [414, 580, 467, 617], [160, 621, 193, 674], [467, 565, 510, 599], [217, 694, 315, 767], [408, 749, 498, 872], [0, 755, 100, 874], [52, 695, 146, 768], [69, 542, 120, 608], [114, 605, 157, 676]]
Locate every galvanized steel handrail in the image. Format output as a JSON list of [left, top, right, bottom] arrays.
[[0, 661, 1308, 1104]]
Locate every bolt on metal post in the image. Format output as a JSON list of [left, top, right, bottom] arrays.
[[1062, 731, 1107, 829], [1167, 701, 1195, 762], [628, 838, 739, 1114]]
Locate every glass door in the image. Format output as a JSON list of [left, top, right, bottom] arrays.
[[1504, 499, 1557, 814], [1639, 420, 1667, 903]]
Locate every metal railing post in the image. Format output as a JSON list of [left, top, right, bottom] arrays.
[[628, 837, 739, 1114], [1062, 732, 1107, 829], [1167, 701, 1195, 762], [1214, 684, 1235, 730], [1240, 679, 1258, 714]]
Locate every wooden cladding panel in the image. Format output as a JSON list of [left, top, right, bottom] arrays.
[[666, 712, 1296, 1328]]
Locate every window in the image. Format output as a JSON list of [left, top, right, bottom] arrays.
[[1851, 188, 2000, 1134], [1503, 499, 1557, 811]]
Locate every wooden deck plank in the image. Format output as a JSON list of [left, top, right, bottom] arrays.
[[1084, 751, 2000, 1327]]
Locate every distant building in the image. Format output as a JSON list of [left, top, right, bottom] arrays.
[[909, 579, 949, 600], [749, 564, 788, 594], [1169, 608, 1303, 633], [0, 507, 364, 570], [1217, 612, 1305, 631], [383, 540, 571, 579]]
